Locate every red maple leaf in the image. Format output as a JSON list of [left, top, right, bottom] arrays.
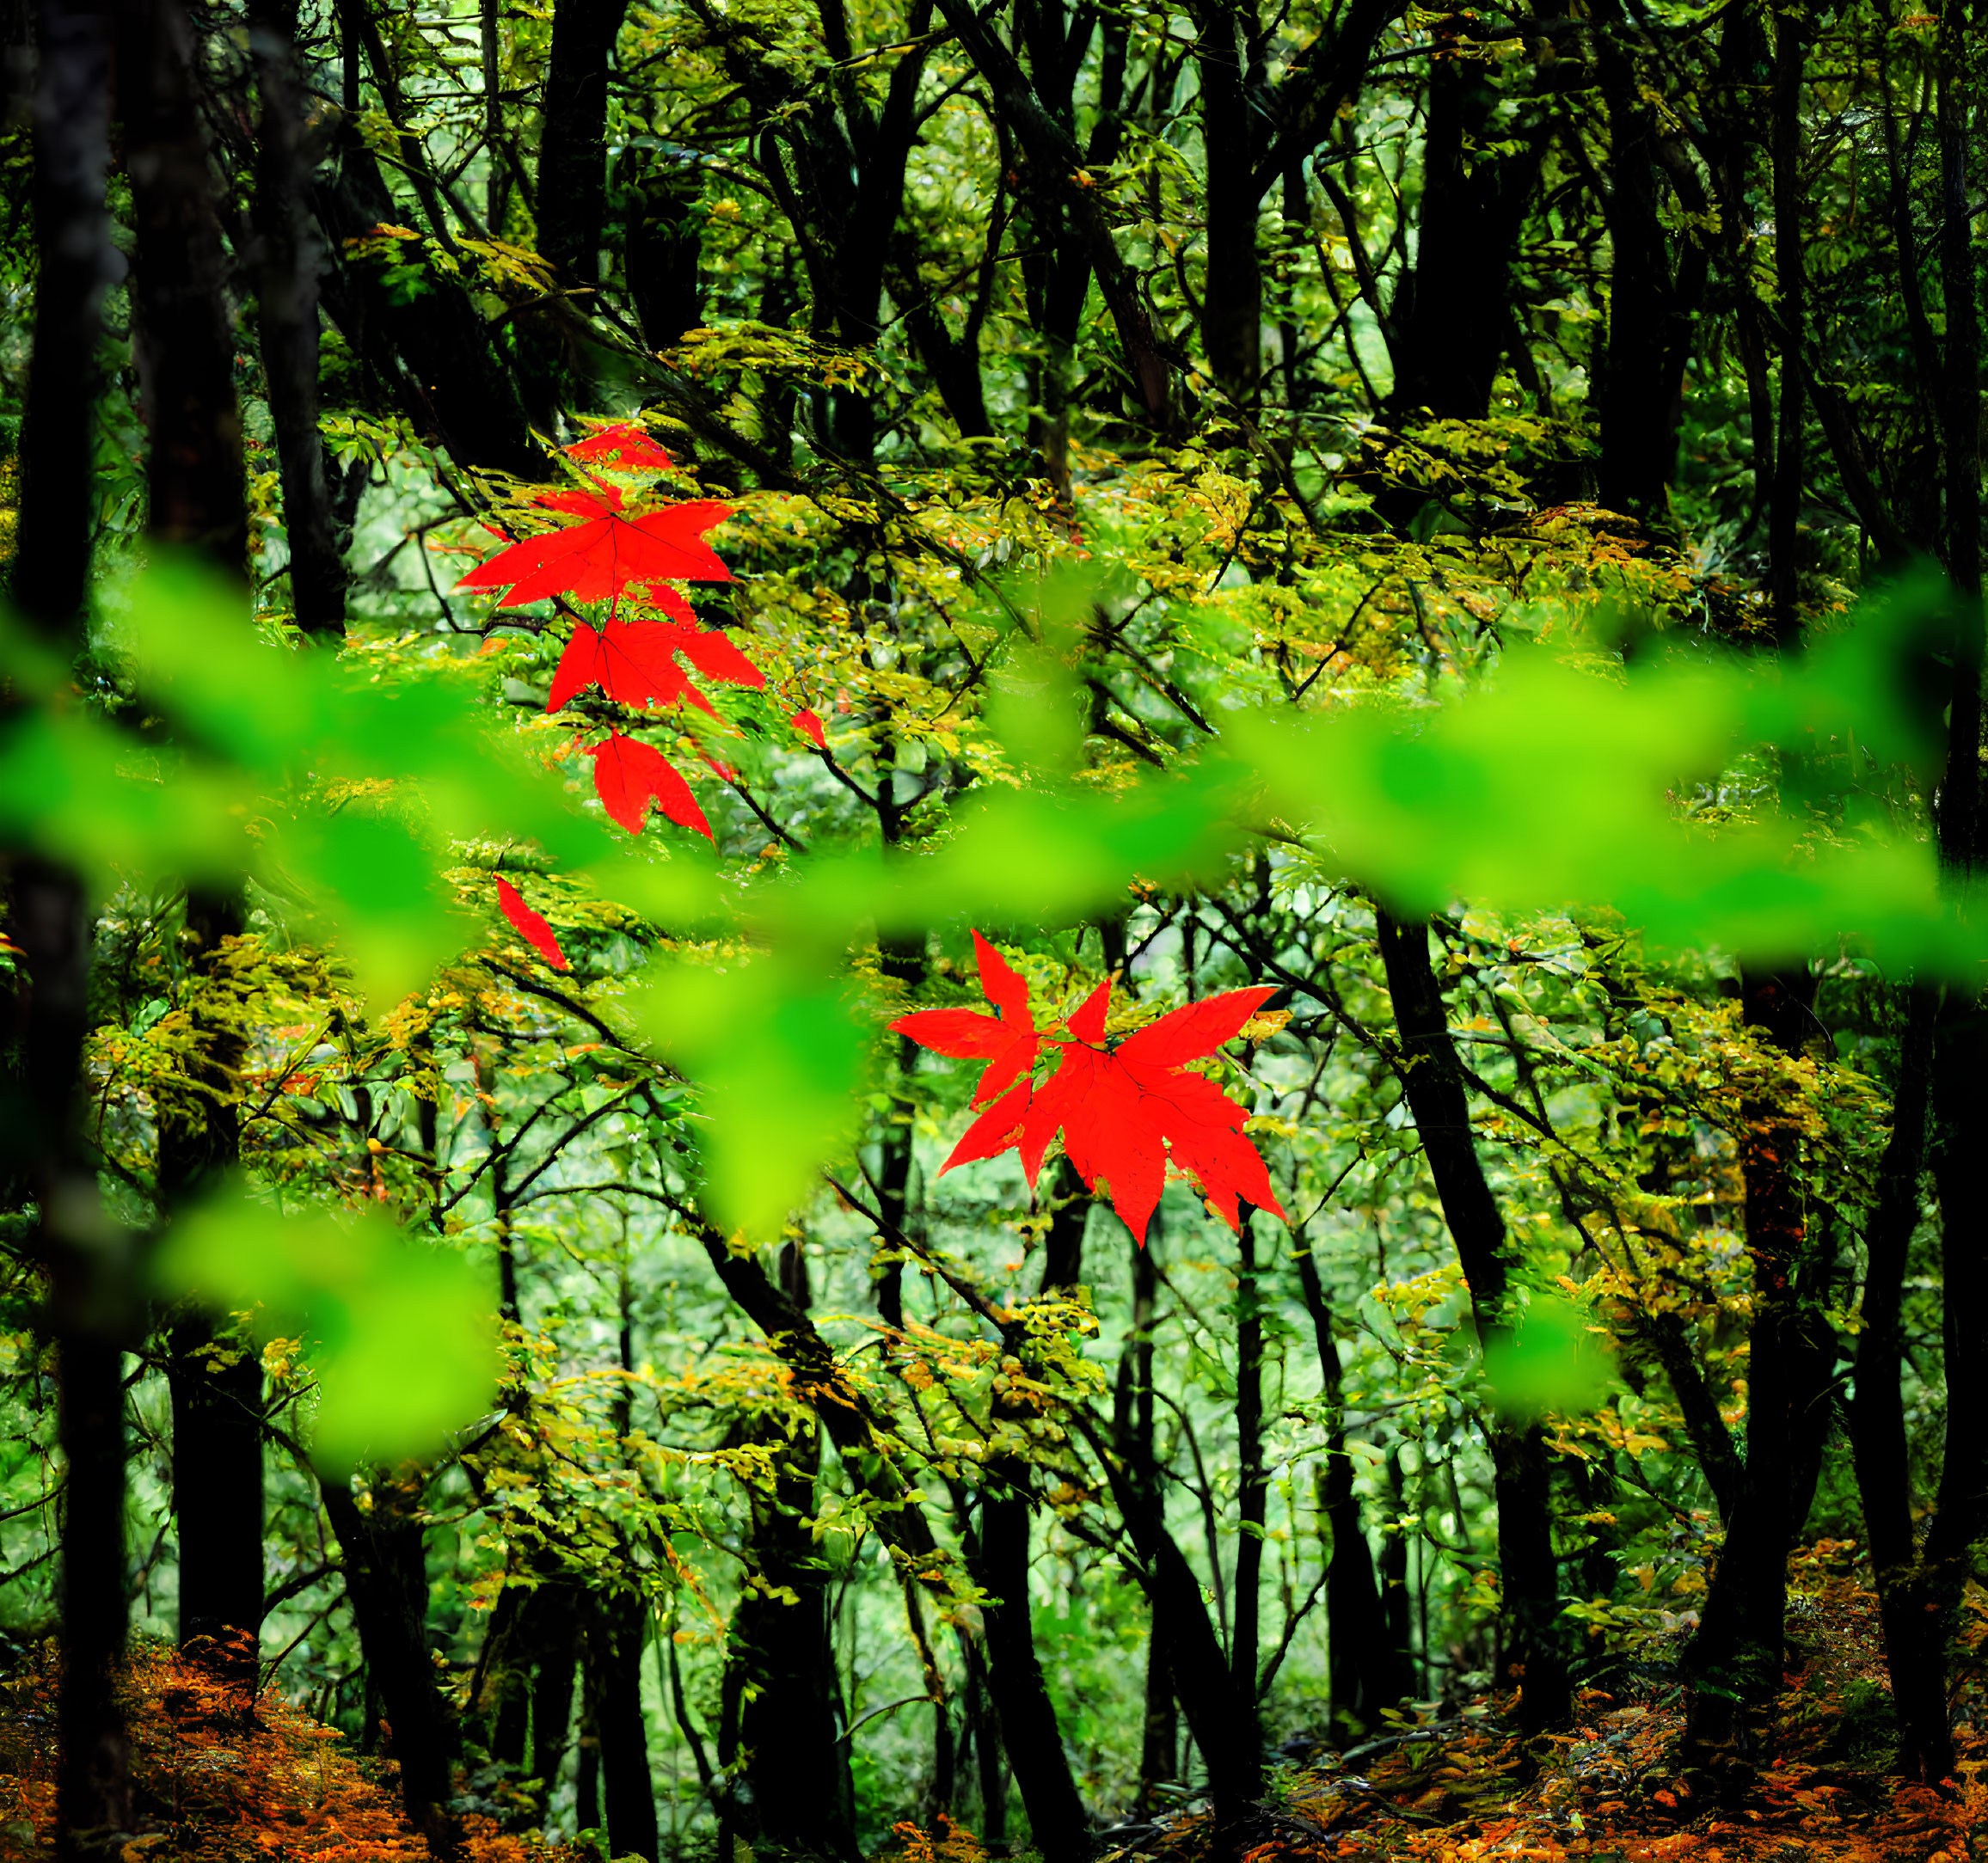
[[547, 616, 767, 716], [495, 878, 568, 969], [890, 931, 1038, 1106], [456, 485, 732, 609], [893, 949, 1285, 1245], [584, 733, 713, 840], [564, 422, 674, 471], [791, 708, 829, 748]]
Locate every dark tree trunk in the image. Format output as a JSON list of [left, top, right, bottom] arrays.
[[1841, 7, 1987, 1792], [721, 1242, 859, 1862], [1765, 12, 1806, 642], [14, 0, 114, 634], [1292, 1233, 1407, 1738], [322, 1471, 464, 1856], [1592, 7, 1708, 528], [315, 122, 544, 478], [966, 1481, 1091, 1863], [530, 1590, 580, 1799], [1371, 907, 1568, 1735], [1384, 35, 1545, 425], [165, 1308, 264, 1661], [626, 162, 706, 353], [117, 0, 248, 570], [122, 0, 267, 1653], [156, 886, 263, 1671], [1195, 11, 1262, 401], [249, 0, 347, 637], [1229, 1210, 1266, 1761], [537, 0, 631, 288], [12, 6, 131, 1853], [1681, 966, 1816, 1792], [1850, 987, 1944, 1780], [1115, 1218, 1177, 1810], [583, 1589, 658, 1863]]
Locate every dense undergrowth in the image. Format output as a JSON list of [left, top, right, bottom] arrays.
[[5, 1543, 1988, 1863]]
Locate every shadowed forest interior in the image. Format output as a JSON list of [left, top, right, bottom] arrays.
[[4, 3, 1988, 1863]]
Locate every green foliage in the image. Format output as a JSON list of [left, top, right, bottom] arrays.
[[153, 1184, 500, 1475]]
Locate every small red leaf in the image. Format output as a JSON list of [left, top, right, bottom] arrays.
[[547, 616, 766, 716], [791, 708, 828, 748], [565, 422, 674, 470], [942, 1080, 1032, 1173], [890, 1008, 1015, 1060], [1116, 988, 1277, 1069], [585, 733, 713, 839], [456, 497, 732, 609], [495, 879, 568, 969]]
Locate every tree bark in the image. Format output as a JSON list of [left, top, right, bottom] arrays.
[[1292, 1232, 1407, 1739], [117, 0, 248, 570], [11, 6, 131, 1854], [1371, 907, 1568, 1734], [537, 0, 631, 288], [1229, 1209, 1266, 1761], [1681, 966, 1816, 1793], [583, 1588, 659, 1863], [1850, 986, 1944, 1781], [721, 1241, 859, 1862], [249, 0, 347, 637], [322, 1470, 464, 1857]]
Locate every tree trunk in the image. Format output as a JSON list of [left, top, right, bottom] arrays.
[[322, 1470, 464, 1857], [1292, 1233, 1407, 1739], [1384, 33, 1545, 425], [1116, 1218, 1177, 1809], [1371, 907, 1568, 1734], [249, 0, 347, 638], [1765, 12, 1806, 643], [1229, 1210, 1266, 1762], [117, 0, 248, 570], [1850, 987, 1943, 1780], [721, 1242, 859, 1861], [12, 5, 131, 1853], [966, 1482, 1091, 1863], [1681, 966, 1816, 1793], [583, 1589, 658, 1863], [537, 0, 630, 288]]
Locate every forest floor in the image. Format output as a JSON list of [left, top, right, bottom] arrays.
[[1, 1541, 1984, 1863]]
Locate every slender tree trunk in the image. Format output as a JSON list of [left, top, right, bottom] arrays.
[[721, 1242, 859, 1861], [1292, 1232, 1407, 1738], [1681, 967, 1816, 1793], [1765, 13, 1806, 643], [118, 0, 248, 569], [250, 0, 347, 638], [1384, 33, 1544, 426], [583, 1590, 658, 1863], [322, 1470, 464, 1856], [1371, 907, 1568, 1735], [1229, 1210, 1266, 1762], [122, 0, 270, 1677], [537, 0, 630, 289], [1876, 9, 1988, 1788], [12, 5, 130, 1853], [1116, 1218, 1177, 1810], [1850, 986, 1943, 1780], [966, 1482, 1091, 1863]]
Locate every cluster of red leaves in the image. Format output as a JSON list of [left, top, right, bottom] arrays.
[[0, 1639, 573, 1863], [460, 420, 824, 971], [889, 930, 1288, 1245]]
